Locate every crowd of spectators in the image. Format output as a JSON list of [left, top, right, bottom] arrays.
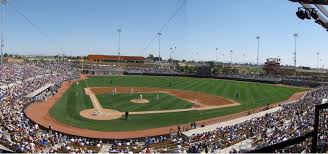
[[126, 67, 180, 74], [0, 62, 180, 153], [0, 63, 48, 85], [0, 62, 328, 153], [218, 73, 283, 82], [182, 86, 328, 153], [82, 63, 180, 74], [0, 62, 104, 153], [82, 64, 124, 71]]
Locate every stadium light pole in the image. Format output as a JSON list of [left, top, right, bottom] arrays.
[[57, 51, 60, 64], [293, 33, 298, 68], [157, 32, 162, 65], [230, 50, 233, 66], [117, 28, 122, 67], [169, 47, 172, 64], [215, 48, 218, 63], [256, 36, 260, 69], [316, 52, 319, 69], [0, 0, 6, 66], [222, 53, 225, 67], [174, 46, 176, 62]]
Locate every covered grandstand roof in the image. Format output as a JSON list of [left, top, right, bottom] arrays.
[[24, 83, 55, 98], [289, 0, 328, 5], [0, 144, 13, 152]]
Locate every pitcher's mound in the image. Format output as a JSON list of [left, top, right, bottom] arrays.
[[80, 109, 122, 120], [130, 99, 150, 104]]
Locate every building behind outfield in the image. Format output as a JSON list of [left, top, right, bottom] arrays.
[[81, 54, 155, 75], [87, 54, 145, 64]]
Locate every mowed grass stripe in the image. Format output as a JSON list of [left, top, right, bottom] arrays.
[[215, 79, 227, 96], [257, 84, 276, 102], [49, 76, 307, 131], [239, 83, 253, 107], [221, 81, 236, 100], [178, 77, 200, 91]]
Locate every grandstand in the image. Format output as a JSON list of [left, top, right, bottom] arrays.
[[0, 0, 327, 153]]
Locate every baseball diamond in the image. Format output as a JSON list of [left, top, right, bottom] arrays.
[[2, 1, 328, 152], [25, 75, 306, 137]]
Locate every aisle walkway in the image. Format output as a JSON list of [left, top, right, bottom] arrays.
[[182, 106, 282, 138]]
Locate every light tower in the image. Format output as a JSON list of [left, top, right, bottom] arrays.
[[157, 32, 162, 64], [256, 36, 260, 67], [293, 33, 298, 68], [215, 48, 218, 62], [316, 52, 320, 69], [222, 53, 225, 68], [169, 47, 172, 63], [57, 51, 60, 64], [174, 46, 176, 61], [117, 28, 122, 67], [230, 50, 233, 66], [0, 0, 6, 66]]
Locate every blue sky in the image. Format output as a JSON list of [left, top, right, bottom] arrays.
[[2, 0, 328, 67]]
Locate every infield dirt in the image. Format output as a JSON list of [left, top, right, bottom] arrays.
[[79, 87, 239, 120]]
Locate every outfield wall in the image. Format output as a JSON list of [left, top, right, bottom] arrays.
[[124, 72, 320, 88], [125, 72, 280, 84]]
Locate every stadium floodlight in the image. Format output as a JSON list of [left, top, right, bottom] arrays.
[[221, 53, 225, 67], [296, 8, 310, 20], [293, 33, 298, 68], [256, 36, 260, 68], [309, 9, 319, 20], [230, 50, 233, 65], [117, 28, 122, 66], [295, 7, 320, 20], [215, 48, 218, 62], [294, 4, 328, 31], [157, 32, 162, 64], [305, 10, 312, 19], [296, 9, 306, 20], [174, 46, 176, 61], [169, 47, 172, 63], [316, 52, 320, 69]]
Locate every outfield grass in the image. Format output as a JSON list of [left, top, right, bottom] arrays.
[[97, 93, 194, 112], [49, 76, 307, 131]]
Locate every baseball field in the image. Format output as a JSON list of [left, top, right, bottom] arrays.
[[43, 75, 306, 133]]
